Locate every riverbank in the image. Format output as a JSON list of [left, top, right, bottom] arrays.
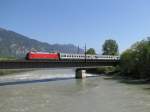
[[86, 67, 117, 75], [0, 69, 34, 76], [103, 75, 150, 85], [0, 58, 22, 75], [86, 67, 150, 84]]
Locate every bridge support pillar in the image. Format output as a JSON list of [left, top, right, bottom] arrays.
[[75, 69, 86, 79]]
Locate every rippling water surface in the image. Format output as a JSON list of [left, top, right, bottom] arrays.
[[0, 69, 150, 112]]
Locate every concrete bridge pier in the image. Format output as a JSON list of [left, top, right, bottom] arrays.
[[75, 69, 86, 79]]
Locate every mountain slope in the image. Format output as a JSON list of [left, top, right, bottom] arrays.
[[0, 27, 83, 58]]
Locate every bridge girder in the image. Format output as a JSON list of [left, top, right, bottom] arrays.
[[0, 60, 120, 69]]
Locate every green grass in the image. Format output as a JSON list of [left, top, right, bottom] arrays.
[[0, 69, 27, 76], [0, 57, 17, 61], [0, 69, 33, 76]]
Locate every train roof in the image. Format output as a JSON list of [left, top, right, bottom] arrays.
[[29, 51, 58, 54]]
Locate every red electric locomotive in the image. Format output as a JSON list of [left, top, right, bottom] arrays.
[[26, 51, 60, 60]]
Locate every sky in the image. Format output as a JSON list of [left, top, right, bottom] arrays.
[[0, 0, 150, 53]]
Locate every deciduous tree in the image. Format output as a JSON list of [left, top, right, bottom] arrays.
[[102, 39, 119, 55], [86, 48, 96, 54]]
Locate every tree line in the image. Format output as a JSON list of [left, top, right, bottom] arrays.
[[119, 37, 150, 79], [86, 39, 119, 55], [87, 38, 150, 80]]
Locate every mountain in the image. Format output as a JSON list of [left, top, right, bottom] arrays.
[[0, 27, 84, 58]]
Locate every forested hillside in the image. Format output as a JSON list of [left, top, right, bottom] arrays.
[[0, 28, 83, 58]]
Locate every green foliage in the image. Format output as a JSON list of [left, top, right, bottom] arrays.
[[97, 66, 116, 74], [86, 48, 96, 54], [120, 37, 150, 79], [102, 39, 119, 55], [86, 67, 116, 75]]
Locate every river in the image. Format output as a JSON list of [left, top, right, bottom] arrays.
[[0, 69, 150, 112]]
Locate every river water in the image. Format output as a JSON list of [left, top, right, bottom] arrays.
[[0, 69, 150, 112]]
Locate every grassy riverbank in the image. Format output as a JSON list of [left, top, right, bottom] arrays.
[[0, 56, 28, 76], [86, 66, 118, 75], [0, 69, 34, 76], [86, 66, 150, 84], [0, 57, 17, 61], [0, 57, 26, 76], [103, 74, 150, 85]]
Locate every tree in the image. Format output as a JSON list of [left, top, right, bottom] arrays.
[[102, 39, 119, 55], [119, 37, 150, 79], [86, 48, 96, 54]]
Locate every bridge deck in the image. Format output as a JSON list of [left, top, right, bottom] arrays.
[[0, 60, 120, 69]]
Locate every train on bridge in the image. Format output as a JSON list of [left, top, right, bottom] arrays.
[[26, 51, 119, 60]]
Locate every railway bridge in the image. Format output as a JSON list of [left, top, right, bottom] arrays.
[[0, 59, 120, 78]]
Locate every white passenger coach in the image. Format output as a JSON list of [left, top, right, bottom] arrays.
[[60, 53, 119, 60]]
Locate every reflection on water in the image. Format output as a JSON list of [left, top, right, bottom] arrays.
[[0, 69, 150, 112]]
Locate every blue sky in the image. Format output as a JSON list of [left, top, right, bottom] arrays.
[[0, 0, 150, 53]]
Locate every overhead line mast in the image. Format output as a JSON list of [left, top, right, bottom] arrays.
[[85, 44, 86, 63]]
